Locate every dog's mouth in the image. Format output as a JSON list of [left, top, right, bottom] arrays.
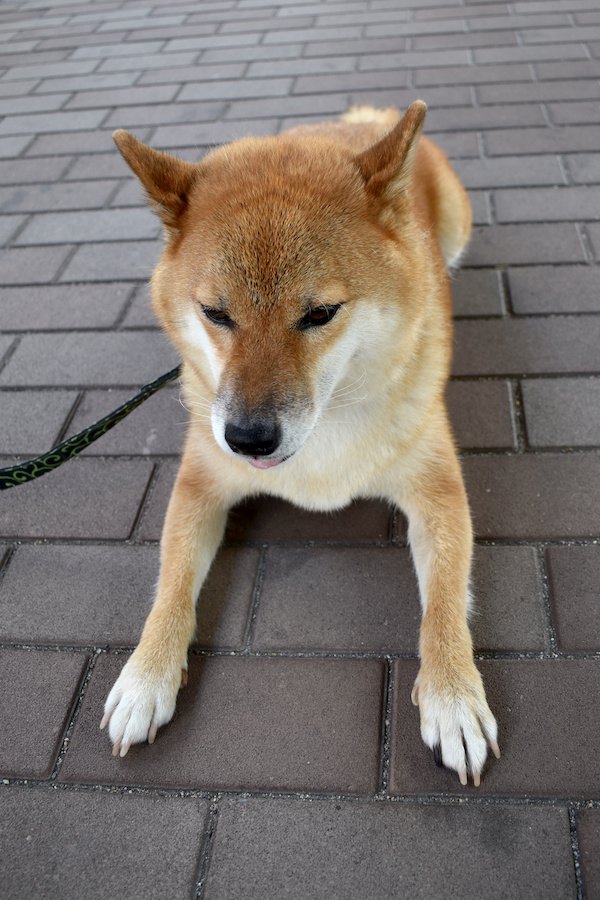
[[247, 455, 291, 470]]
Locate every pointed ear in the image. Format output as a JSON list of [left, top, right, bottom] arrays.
[[113, 130, 198, 232], [354, 100, 426, 202]]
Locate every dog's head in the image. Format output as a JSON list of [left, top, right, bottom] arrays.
[[115, 102, 429, 468]]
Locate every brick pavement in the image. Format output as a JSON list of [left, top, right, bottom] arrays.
[[0, 0, 599, 897]]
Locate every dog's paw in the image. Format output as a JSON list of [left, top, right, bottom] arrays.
[[411, 664, 500, 786], [100, 654, 186, 757]]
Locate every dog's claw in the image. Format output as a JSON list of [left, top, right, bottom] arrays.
[[119, 741, 131, 758], [148, 720, 158, 745], [490, 739, 501, 759], [473, 771, 481, 788], [111, 742, 120, 758], [99, 712, 109, 731], [458, 767, 468, 786]]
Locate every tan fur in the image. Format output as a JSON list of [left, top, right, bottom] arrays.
[[103, 104, 498, 783]]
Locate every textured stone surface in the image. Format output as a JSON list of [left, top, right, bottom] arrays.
[[546, 545, 600, 652], [522, 378, 600, 446]]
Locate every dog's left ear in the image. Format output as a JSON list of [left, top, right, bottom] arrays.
[[355, 100, 426, 203], [113, 130, 198, 234]]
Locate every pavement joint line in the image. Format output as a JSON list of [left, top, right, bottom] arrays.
[[127, 458, 158, 540], [2, 777, 600, 810], [53, 389, 84, 445], [0, 335, 21, 378], [577, 222, 596, 263], [241, 544, 267, 652], [535, 545, 560, 658], [378, 657, 394, 795], [49, 648, 98, 783], [508, 378, 528, 453], [193, 796, 221, 900], [569, 806, 586, 900]]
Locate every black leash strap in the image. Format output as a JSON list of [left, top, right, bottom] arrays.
[[0, 365, 181, 491]]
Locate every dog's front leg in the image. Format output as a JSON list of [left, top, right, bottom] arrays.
[[101, 455, 228, 757], [398, 436, 500, 785]]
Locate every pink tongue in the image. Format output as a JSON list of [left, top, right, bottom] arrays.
[[248, 457, 283, 469]]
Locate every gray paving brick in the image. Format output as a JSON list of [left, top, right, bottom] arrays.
[[427, 104, 546, 133], [152, 118, 280, 149], [455, 318, 600, 376], [61, 653, 384, 792], [138, 61, 246, 85], [587, 224, 600, 260], [65, 153, 136, 180], [0, 180, 118, 213], [357, 48, 469, 69], [412, 30, 517, 50], [0, 245, 72, 285], [0, 331, 177, 387], [0, 457, 153, 539], [120, 284, 159, 327], [478, 79, 600, 104], [206, 797, 574, 900], [0, 59, 98, 82], [96, 51, 198, 73], [547, 545, 600, 652], [392, 658, 600, 798], [0, 109, 108, 137], [0, 155, 71, 185], [464, 224, 584, 265], [523, 377, 600, 447], [34, 31, 130, 51], [508, 265, 600, 314], [0, 213, 26, 245], [486, 125, 600, 155], [225, 92, 349, 120], [166, 32, 262, 53], [495, 186, 600, 222], [464, 453, 600, 539], [60, 240, 161, 282], [66, 385, 186, 455], [27, 129, 153, 158], [104, 100, 225, 129], [474, 42, 588, 63], [0, 649, 87, 778], [535, 59, 600, 79], [0, 93, 71, 116], [0, 543, 258, 649], [414, 62, 532, 86], [450, 268, 504, 316], [65, 83, 178, 109], [71, 40, 164, 59], [566, 154, 600, 184], [295, 71, 444, 97], [578, 810, 600, 900], [16, 208, 159, 245], [33, 71, 139, 94], [201, 43, 304, 64], [0, 786, 208, 900], [0, 282, 132, 330], [0, 390, 76, 454], [428, 131, 481, 159], [453, 155, 564, 189], [247, 55, 357, 78], [99, 14, 188, 32], [447, 380, 516, 448], [0, 135, 33, 159], [253, 545, 544, 653], [468, 190, 490, 226], [179, 76, 293, 101]]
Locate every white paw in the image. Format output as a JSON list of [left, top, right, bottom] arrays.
[[100, 655, 185, 757], [411, 665, 500, 786]]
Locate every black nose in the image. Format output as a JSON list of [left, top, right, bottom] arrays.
[[224, 419, 281, 457]]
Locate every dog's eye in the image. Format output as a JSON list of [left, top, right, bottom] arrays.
[[298, 304, 340, 331], [201, 305, 235, 329]]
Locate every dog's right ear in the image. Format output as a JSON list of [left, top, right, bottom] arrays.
[[113, 130, 198, 233], [355, 100, 426, 204]]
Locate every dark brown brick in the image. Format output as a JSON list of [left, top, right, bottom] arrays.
[[447, 380, 516, 449], [0, 649, 87, 778], [0, 544, 258, 649], [0, 458, 153, 539], [391, 658, 600, 798], [60, 654, 384, 793], [546, 545, 600, 652], [450, 268, 505, 316], [454, 318, 600, 376], [252, 545, 545, 653], [508, 266, 600, 314], [464, 453, 600, 539], [206, 797, 575, 900], [522, 378, 600, 446], [0, 786, 208, 900]]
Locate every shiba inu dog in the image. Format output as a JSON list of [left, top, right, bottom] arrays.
[[101, 102, 500, 786]]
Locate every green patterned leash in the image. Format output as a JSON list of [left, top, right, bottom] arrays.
[[0, 365, 181, 491]]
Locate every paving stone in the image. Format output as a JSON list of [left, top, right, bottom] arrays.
[[549, 101, 600, 126], [0, 390, 77, 454], [0, 109, 107, 136], [0, 543, 258, 649], [464, 224, 584, 265], [450, 268, 505, 316], [0, 180, 118, 214], [494, 186, 600, 223], [447, 380, 516, 449], [357, 48, 470, 69], [0, 458, 153, 539], [546, 545, 600, 652], [246, 55, 357, 78], [225, 92, 349, 120], [453, 155, 564, 188], [60, 240, 162, 282], [252, 545, 545, 653], [138, 61, 246, 85], [478, 79, 600, 104], [0, 59, 99, 82], [96, 51, 198, 72], [34, 72, 139, 93], [391, 658, 600, 798], [413, 29, 517, 50], [0, 135, 33, 158], [120, 284, 160, 327], [179, 76, 293, 101], [0, 331, 177, 387], [566, 154, 600, 185], [522, 378, 600, 447], [474, 42, 588, 63], [28, 128, 152, 158], [294, 70, 414, 96], [60, 653, 384, 793], [0, 213, 26, 245], [508, 266, 600, 314], [206, 797, 575, 900], [0, 93, 71, 116], [454, 318, 600, 376], [0, 155, 71, 184], [0, 245, 72, 285], [585, 224, 600, 260], [16, 208, 160, 245], [66, 386, 184, 455], [0, 282, 132, 330], [463, 453, 600, 539], [0, 786, 208, 900], [535, 59, 600, 80], [71, 40, 164, 59], [65, 83, 179, 109], [152, 117, 280, 149], [577, 810, 600, 900], [427, 104, 547, 133], [103, 100, 225, 129], [486, 125, 600, 156], [414, 62, 532, 86], [0, 649, 88, 778]]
